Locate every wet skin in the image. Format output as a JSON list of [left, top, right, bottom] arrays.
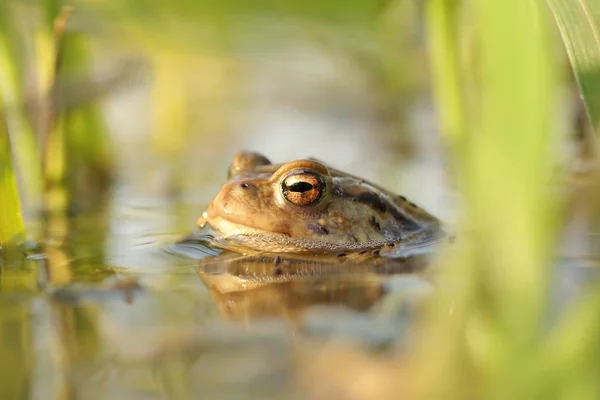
[[198, 151, 443, 255]]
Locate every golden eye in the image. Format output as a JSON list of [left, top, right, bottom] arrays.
[[281, 171, 325, 207]]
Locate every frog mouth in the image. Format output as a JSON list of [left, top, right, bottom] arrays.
[[207, 217, 391, 253], [205, 207, 446, 255]]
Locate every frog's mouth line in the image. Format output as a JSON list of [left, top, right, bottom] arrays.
[[206, 215, 445, 255], [227, 232, 391, 253], [205, 215, 379, 253]]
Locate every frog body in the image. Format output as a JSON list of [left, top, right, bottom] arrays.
[[198, 151, 443, 255]]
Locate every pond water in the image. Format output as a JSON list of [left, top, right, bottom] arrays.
[[2, 43, 597, 400], [0, 163, 437, 399], [0, 47, 456, 399]]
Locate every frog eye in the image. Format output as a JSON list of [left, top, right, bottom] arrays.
[[281, 170, 325, 207]]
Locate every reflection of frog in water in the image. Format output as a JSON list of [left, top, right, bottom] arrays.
[[197, 151, 443, 256], [193, 151, 442, 320], [198, 252, 431, 320]]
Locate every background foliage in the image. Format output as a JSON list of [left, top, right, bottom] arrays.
[[1, 0, 600, 398]]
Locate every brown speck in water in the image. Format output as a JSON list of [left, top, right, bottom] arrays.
[[274, 255, 282, 266]]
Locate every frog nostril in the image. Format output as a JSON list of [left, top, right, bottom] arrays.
[[240, 183, 250, 189]]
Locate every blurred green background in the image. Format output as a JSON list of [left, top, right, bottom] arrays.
[[1, 0, 600, 399]]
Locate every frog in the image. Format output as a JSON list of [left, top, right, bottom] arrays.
[[196, 151, 444, 256]]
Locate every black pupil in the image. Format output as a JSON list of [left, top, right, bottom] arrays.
[[288, 181, 314, 192]]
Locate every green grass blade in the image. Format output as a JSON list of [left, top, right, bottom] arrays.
[[425, 0, 467, 148], [0, 110, 24, 246], [470, 0, 556, 344], [57, 29, 113, 211], [0, 4, 25, 247], [542, 289, 600, 399], [546, 0, 600, 131], [0, 2, 42, 216], [414, 0, 558, 397]]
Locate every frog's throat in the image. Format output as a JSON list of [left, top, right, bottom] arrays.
[[206, 215, 440, 254]]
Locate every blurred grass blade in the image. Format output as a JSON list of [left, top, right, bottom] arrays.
[[58, 30, 113, 211], [543, 288, 600, 399], [414, 0, 557, 398], [0, 3, 25, 247], [0, 108, 24, 246], [470, 0, 556, 326], [467, 0, 557, 395], [0, 3, 42, 214], [39, 6, 113, 215], [425, 0, 467, 149], [546, 0, 600, 132]]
